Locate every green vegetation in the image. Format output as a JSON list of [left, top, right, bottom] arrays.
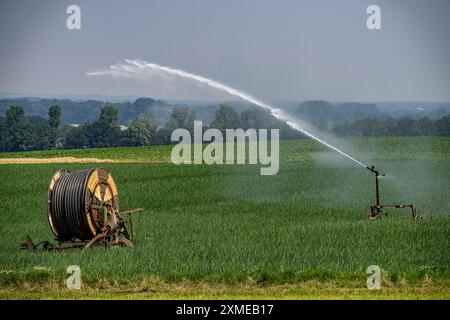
[[0, 97, 172, 124], [0, 104, 301, 151], [2, 99, 449, 152], [0, 105, 61, 151], [1, 136, 449, 161], [0, 137, 449, 298], [1, 280, 449, 300], [297, 100, 450, 136]]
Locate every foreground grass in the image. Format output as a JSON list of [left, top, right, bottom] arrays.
[[1, 279, 449, 300], [0, 138, 449, 298]]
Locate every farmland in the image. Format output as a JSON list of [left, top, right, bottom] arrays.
[[0, 137, 449, 299]]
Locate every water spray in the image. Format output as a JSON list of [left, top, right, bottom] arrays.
[[88, 59, 421, 219], [87, 59, 367, 168]]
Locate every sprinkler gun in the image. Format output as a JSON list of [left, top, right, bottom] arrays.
[[364, 165, 420, 220], [366, 165, 382, 176], [366, 165, 385, 210]]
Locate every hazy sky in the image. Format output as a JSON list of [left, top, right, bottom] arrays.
[[0, 0, 449, 102]]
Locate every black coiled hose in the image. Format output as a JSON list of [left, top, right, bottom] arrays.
[[49, 169, 95, 241]]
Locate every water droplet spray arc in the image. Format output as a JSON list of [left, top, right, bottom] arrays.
[[87, 59, 367, 168]]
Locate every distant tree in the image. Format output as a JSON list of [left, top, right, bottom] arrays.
[[0, 126, 6, 151], [123, 113, 159, 146], [31, 121, 51, 149], [210, 104, 240, 132], [436, 115, 450, 136], [416, 116, 434, 136], [117, 98, 165, 123], [48, 105, 61, 129], [48, 105, 61, 146], [4, 106, 28, 151], [382, 117, 398, 136], [356, 118, 386, 136], [167, 107, 195, 129], [297, 100, 334, 129], [296, 101, 383, 131], [99, 105, 119, 125], [337, 102, 381, 121], [63, 126, 89, 149], [395, 117, 418, 136], [5, 106, 25, 125], [62, 106, 122, 148], [432, 107, 449, 120], [1, 106, 51, 151], [334, 118, 386, 136], [332, 114, 450, 137], [161, 107, 196, 143], [239, 105, 303, 139], [133, 97, 156, 114], [240, 106, 276, 129], [0, 116, 6, 150], [88, 106, 122, 147]]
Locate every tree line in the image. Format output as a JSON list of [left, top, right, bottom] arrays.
[[333, 116, 450, 137], [0, 103, 449, 152], [0, 104, 301, 151], [0, 105, 61, 151]]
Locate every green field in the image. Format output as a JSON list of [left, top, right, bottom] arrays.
[[0, 137, 449, 299]]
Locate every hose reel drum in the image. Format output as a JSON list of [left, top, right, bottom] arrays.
[[22, 168, 143, 251], [47, 168, 120, 241]]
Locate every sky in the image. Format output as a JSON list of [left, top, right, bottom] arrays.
[[0, 0, 449, 102]]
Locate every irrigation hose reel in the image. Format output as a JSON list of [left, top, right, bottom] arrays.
[[22, 168, 143, 252]]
